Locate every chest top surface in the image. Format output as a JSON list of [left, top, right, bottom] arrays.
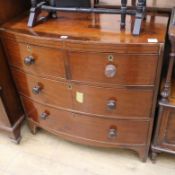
[[0, 12, 169, 44]]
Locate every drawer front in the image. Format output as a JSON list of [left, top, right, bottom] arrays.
[[12, 68, 72, 109], [72, 84, 153, 118], [4, 40, 66, 79], [22, 97, 149, 145], [69, 52, 158, 85]]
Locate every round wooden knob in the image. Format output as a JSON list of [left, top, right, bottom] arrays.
[[104, 64, 117, 78], [108, 128, 117, 139], [32, 85, 42, 95], [24, 56, 35, 65], [40, 112, 49, 120], [107, 99, 116, 110]]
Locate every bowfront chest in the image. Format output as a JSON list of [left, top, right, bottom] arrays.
[[0, 11, 169, 161]]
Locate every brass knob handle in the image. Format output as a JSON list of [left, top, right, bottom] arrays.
[[108, 128, 117, 139], [104, 64, 117, 78], [32, 85, 42, 95], [107, 99, 116, 110], [24, 56, 35, 65], [40, 112, 49, 120]]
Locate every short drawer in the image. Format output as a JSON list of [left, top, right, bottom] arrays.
[[3, 40, 66, 79], [72, 84, 153, 118], [22, 97, 149, 145], [69, 51, 158, 85], [12, 68, 72, 109]]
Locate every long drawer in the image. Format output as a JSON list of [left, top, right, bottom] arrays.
[[69, 51, 158, 85], [22, 97, 149, 146], [72, 84, 153, 118], [12, 68, 72, 109], [3, 40, 66, 80], [12, 68, 153, 118]]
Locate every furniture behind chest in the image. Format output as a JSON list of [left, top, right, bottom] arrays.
[[0, 11, 169, 161], [151, 8, 175, 161], [0, 0, 30, 143]]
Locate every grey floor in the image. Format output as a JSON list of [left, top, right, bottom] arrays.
[[0, 123, 175, 175]]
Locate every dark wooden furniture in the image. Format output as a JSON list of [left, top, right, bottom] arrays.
[[0, 10, 169, 161], [0, 0, 30, 143], [151, 7, 175, 161]]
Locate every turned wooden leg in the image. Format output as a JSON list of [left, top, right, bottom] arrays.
[[8, 126, 22, 144], [28, 120, 38, 135], [49, 0, 57, 19], [150, 151, 158, 163]]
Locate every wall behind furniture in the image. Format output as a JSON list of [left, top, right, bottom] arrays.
[[0, 0, 30, 25], [98, 0, 175, 10]]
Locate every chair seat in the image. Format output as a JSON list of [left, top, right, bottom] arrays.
[[55, 0, 91, 7]]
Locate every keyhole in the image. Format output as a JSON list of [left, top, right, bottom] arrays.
[[107, 55, 114, 62]]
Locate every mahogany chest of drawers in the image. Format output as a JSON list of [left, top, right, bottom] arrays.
[[0, 11, 169, 161]]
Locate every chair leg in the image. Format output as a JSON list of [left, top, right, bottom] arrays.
[[121, 0, 128, 29], [133, 0, 145, 35], [49, 0, 57, 18], [150, 151, 158, 163]]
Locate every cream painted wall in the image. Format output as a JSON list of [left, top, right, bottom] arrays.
[[98, 0, 175, 8]]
